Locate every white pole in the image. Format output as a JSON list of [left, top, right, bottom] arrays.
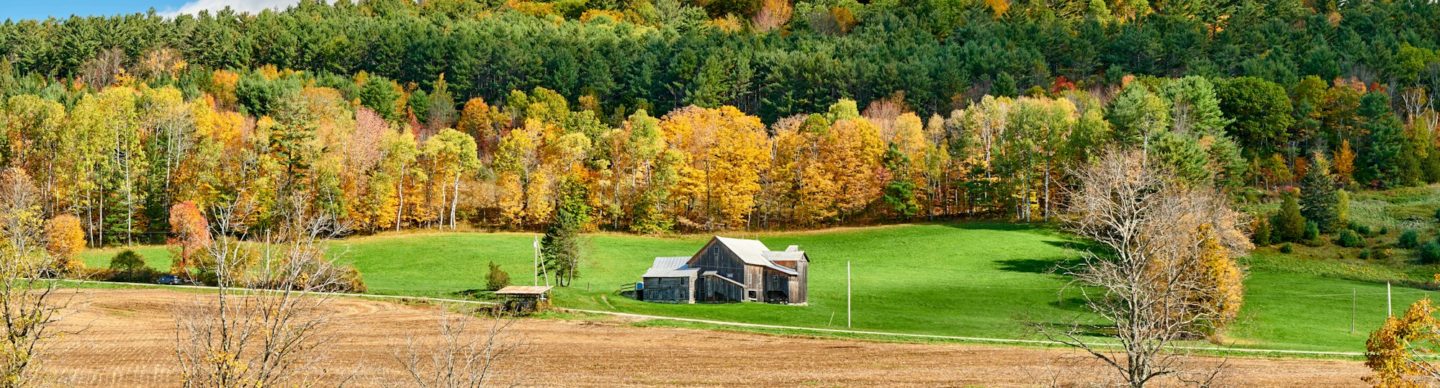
[[1387, 282, 1393, 317], [847, 260, 852, 329], [533, 236, 539, 286]]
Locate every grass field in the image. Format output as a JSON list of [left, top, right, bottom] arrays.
[[80, 219, 1440, 353]]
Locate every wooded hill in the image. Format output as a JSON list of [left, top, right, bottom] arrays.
[[0, 0, 1438, 245]]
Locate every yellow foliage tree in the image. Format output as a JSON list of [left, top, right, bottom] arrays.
[[42, 215, 85, 274], [1366, 297, 1440, 387], [660, 106, 769, 229]]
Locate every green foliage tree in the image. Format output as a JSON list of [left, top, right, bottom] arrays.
[[1215, 77, 1293, 156], [1299, 153, 1339, 233], [108, 250, 145, 272], [881, 143, 918, 219], [542, 177, 589, 287], [1272, 191, 1306, 243]]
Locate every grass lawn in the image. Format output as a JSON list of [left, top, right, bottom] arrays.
[[79, 220, 1440, 353]]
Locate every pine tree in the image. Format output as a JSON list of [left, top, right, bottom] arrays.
[[542, 177, 589, 287], [1299, 153, 1339, 232], [1272, 190, 1306, 242]]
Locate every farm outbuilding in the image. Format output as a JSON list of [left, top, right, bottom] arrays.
[[495, 285, 553, 314], [639, 237, 808, 305]]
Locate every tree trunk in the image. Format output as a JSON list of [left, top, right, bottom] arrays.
[[450, 174, 461, 231], [396, 163, 407, 232]]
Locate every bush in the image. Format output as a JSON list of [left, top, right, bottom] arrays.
[[1400, 230, 1422, 249], [1304, 221, 1320, 242], [1279, 243, 1294, 254], [1252, 218, 1272, 246], [1337, 229, 1365, 248], [486, 261, 511, 291], [1360, 249, 1372, 260], [1420, 242, 1440, 264], [1434, 207, 1440, 223], [1273, 192, 1306, 242], [1351, 222, 1374, 236], [109, 250, 146, 271], [337, 266, 368, 293]]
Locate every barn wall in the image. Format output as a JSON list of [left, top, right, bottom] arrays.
[[693, 242, 745, 284], [643, 277, 691, 303]]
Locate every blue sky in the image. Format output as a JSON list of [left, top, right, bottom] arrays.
[[1, 1, 303, 21]]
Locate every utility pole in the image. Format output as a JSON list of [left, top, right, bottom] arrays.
[[533, 235, 539, 286], [1387, 282, 1393, 318], [847, 260, 852, 329]]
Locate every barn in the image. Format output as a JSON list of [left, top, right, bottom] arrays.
[[640, 236, 808, 305]]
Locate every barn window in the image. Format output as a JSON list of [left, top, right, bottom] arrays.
[[747, 290, 757, 300]]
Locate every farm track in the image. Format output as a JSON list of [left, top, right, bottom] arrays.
[[40, 288, 1369, 387]]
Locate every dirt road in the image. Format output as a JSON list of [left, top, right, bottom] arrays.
[[40, 289, 1368, 387]]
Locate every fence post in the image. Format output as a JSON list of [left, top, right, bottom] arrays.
[[1351, 288, 1356, 334], [1388, 282, 1393, 318]]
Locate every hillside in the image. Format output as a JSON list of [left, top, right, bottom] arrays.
[[82, 220, 1439, 353]]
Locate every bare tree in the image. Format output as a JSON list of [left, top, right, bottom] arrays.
[[1040, 149, 1249, 387], [0, 168, 68, 385], [394, 305, 523, 388], [174, 193, 352, 387]]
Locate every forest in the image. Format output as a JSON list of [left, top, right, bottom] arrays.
[[0, 0, 1439, 246]]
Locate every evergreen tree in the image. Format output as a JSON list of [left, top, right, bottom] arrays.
[[1299, 153, 1339, 232], [881, 144, 919, 219], [1272, 190, 1306, 242], [541, 177, 589, 287]]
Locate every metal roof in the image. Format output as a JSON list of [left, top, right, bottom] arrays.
[[495, 286, 553, 295], [643, 256, 699, 278], [712, 237, 801, 275]]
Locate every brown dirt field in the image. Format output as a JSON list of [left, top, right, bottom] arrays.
[[40, 289, 1368, 387]]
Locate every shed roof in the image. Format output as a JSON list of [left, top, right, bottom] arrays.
[[495, 286, 553, 295], [643, 256, 699, 278]]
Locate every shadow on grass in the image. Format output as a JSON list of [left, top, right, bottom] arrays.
[[996, 257, 1086, 275]]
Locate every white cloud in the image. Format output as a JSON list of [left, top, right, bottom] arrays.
[[162, 0, 305, 17]]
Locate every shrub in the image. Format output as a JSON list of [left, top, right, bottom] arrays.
[[1434, 207, 1440, 223], [1374, 248, 1393, 261], [1360, 249, 1372, 260], [1252, 218, 1272, 246], [1337, 229, 1365, 248], [1379, 227, 1390, 235], [1400, 230, 1422, 249], [337, 266, 368, 293], [1304, 221, 1320, 242], [486, 261, 511, 291], [1273, 192, 1306, 242], [1351, 222, 1374, 236], [1420, 242, 1440, 264], [1280, 243, 1294, 254], [109, 250, 146, 271]]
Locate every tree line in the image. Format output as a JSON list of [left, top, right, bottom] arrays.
[[1, 0, 1439, 123], [2, 66, 1437, 247]]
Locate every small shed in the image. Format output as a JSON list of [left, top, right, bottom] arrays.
[[495, 285, 553, 314], [640, 257, 699, 303]]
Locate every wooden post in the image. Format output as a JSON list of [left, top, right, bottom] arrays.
[[1351, 288, 1356, 334], [1388, 282, 1393, 318], [847, 260, 852, 329]]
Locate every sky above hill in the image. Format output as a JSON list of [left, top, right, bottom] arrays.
[[1, 0, 302, 21]]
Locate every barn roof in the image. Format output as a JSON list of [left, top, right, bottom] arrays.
[[712, 237, 800, 275], [643, 256, 699, 278]]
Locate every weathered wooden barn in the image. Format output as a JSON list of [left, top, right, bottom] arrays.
[[640, 237, 808, 305]]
